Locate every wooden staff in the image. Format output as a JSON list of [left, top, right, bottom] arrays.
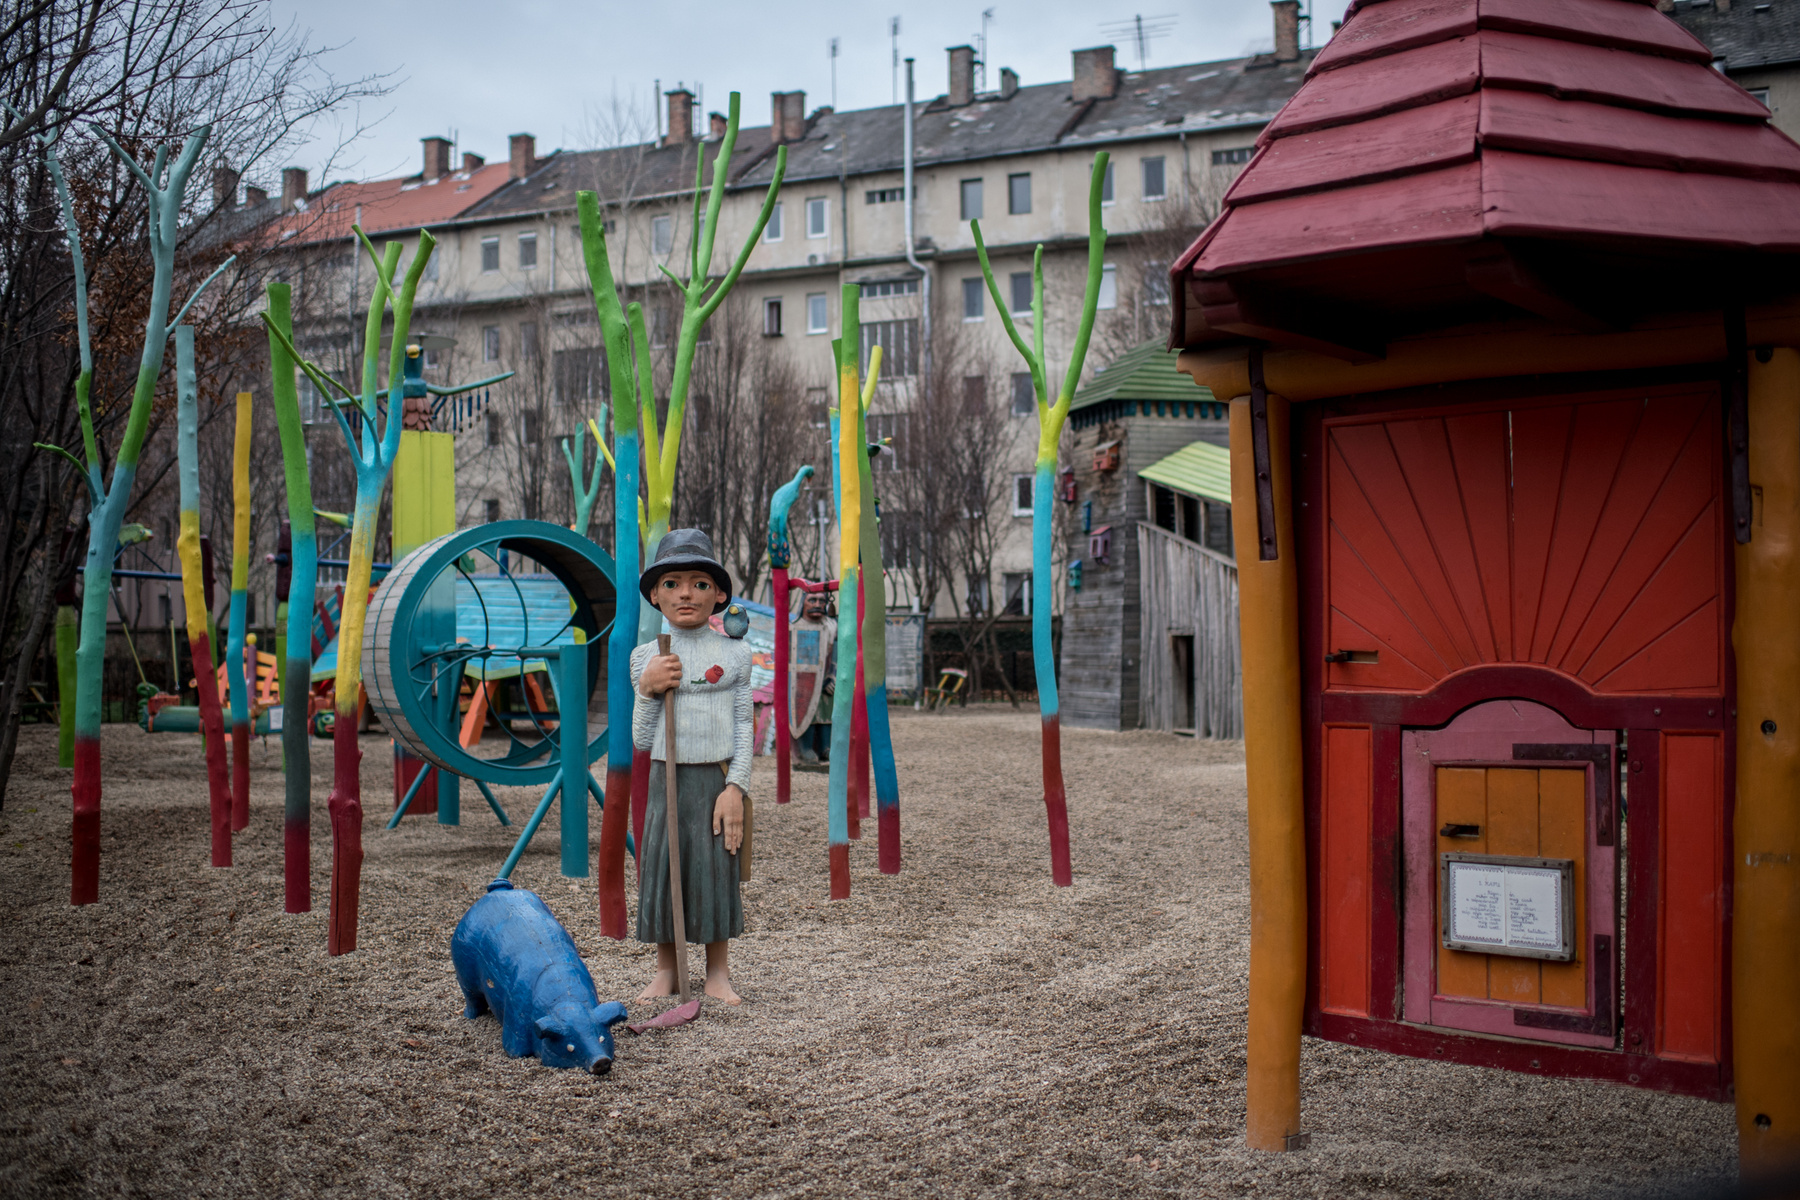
[[658, 633, 691, 1005]]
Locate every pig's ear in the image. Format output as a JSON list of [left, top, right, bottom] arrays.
[[594, 1001, 628, 1028], [534, 1016, 562, 1039]]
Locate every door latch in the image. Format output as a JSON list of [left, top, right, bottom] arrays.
[[1439, 823, 1481, 839], [1325, 649, 1380, 664]]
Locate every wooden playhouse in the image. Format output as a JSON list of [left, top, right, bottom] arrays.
[[1169, 0, 1800, 1169]]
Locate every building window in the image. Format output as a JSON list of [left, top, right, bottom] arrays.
[[480, 236, 500, 272], [865, 186, 910, 204], [860, 318, 919, 377], [521, 410, 540, 445], [1008, 172, 1031, 215], [859, 278, 918, 298], [424, 345, 442, 368], [519, 321, 539, 362], [806, 386, 830, 427], [1011, 474, 1034, 516], [485, 412, 502, 446], [1142, 156, 1166, 200], [1748, 86, 1772, 108], [765, 202, 783, 241], [554, 346, 604, 405], [806, 292, 828, 334], [1144, 261, 1171, 307], [1212, 146, 1254, 166], [867, 412, 908, 471], [1010, 372, 1035, 416], [518, 232, 537, 269], [960, 178, 983, 222], [1099, 160, 1115, 205], [1002, 571, 1031, 615], [962, 277, 985, 321], [651, 302, 674, 347], [422, 245, 439, 281], [962, 375, 986, 415], [966, 575, 990, 615], [763, 297, 783, 336], [1009, 271, 1033, 316], [482, 325, 500, 362], [651, 214, 673, 257], [485, 498, 501, 523], [1098, 263, 1118, 310], [806, 196, 828, 238]]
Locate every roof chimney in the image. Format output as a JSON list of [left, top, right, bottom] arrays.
[[462, 151, 485, 172], [1071, 46, 1119, 102], [212, 164, 239, 210], [509, 133, 536, 180], [709, 111, 728, 140], [421, 135, 451, 181], [947, 45, 976, 106], [771, 91, 806, 144], [281, 167, 308, 212], [664, 89, 694, 146], [1272, 1, 1301, 63], [245, 184, 268, 207], [999, 67, 1019, 99]]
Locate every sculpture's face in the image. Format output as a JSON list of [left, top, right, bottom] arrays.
[[652, 570, 717, 629], [802, 593, 829, 620], [534, 1001, 628, 1074]]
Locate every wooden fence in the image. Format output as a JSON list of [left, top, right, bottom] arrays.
[[1137, 522, 1241, 739]]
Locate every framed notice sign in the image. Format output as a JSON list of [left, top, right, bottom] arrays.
[[1440, 853, 1576, 962]]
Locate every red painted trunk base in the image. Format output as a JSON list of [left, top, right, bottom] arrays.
[[70, 737, 101, 905], [595, 765, 633, 940], [878, 804, 900, 875], [829, 843, 850, 900], [326, 714, 363, 956], [1042, 715, 1072, 887], [231, 723, 250, 831], [284, 817, 311, 913], [190, 636, 231, 867], [393, 747, 437, 815]]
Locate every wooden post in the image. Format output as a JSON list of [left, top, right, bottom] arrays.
[[1735, 347, 1800, 1174], [1229, 384, 1306, 1152]]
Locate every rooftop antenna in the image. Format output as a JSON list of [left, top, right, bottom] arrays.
[[653, 78, 661, 140], [890, 16, 901, 104], [1099, 13, 1177, 72], [1299, 0, 1314, 49], [829, 36, 840, 109], [978, 8, 995, 92]]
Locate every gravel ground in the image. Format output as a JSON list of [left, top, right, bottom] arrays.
[[0, 711, 1737, 1198]]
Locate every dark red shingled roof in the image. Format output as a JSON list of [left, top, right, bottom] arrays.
[[1170, 0, 1800, 359]]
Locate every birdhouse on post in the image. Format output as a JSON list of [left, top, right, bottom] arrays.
[[1170, 0, 1800, 1170]]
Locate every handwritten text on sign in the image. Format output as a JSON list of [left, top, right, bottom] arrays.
[[1444, 858, 1570, 958]]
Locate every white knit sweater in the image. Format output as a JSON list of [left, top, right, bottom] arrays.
[[630, 624, 754, 792]]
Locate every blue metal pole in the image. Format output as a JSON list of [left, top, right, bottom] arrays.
[[560, 641, 590, 878]]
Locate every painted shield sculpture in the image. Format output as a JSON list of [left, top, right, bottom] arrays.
[[789, 616, 835, 738]]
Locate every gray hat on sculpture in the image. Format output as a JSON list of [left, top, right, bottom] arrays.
[[638, 528, 733, 612]]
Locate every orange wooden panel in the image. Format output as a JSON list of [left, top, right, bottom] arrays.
[[1527, 399, 1640, 664], [1321, 725, 1373, 1016], [1436, 767, 1490, 1000], [1444, 411, 1516, 661], [1594, 599, 1724, 694], [1658, 732, 1725, 1064], [1544, 396, 1700, 670], [1387, 416, 1500, 661], [1538, 767, 1589, 1009], [1332, 423, 1483, 667], [1485, 768, 1542, 1004], [1580, 505, 1720, 688], [1507, 403, 1574, 662]]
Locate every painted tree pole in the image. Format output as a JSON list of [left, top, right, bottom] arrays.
[[37, 125, 224, 903], [263, 228, 435, 954], [175, 326, 233, 866], [561, 406, 610, 537], [824, 293, 870, 899], [972, 150, 1109, 888], [227, 390, 253, 831], [768, 464, 814, 805], [264, 282, 316, 914], [852, 344, 902, 874]]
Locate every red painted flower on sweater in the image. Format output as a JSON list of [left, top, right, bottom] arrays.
[[704, 664, 724, 684]]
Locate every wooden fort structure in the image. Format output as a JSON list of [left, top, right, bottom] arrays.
[[1170, 0, 1800, 1169]]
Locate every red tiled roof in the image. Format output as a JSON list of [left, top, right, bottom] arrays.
[[1171, 0, 1800, 354], [266, 162, 517, 248]]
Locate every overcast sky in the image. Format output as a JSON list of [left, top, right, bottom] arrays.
[[266, 0, 1352, 185]]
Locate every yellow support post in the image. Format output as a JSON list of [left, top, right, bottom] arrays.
[[1734, 347, 1800, 1174], [1229, 388, 1306, 1152], [392, 430, 456, 555]]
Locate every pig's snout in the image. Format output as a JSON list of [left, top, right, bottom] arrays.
[[590, 1056, 613, 1076]]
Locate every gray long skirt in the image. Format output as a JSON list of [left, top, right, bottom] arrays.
[[636, 761, 743, 945]]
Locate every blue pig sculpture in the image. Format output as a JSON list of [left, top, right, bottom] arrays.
[[451, 879, 628, 1074]]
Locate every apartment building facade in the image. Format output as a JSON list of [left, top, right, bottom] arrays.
[[275, 3, 1318, 621]]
